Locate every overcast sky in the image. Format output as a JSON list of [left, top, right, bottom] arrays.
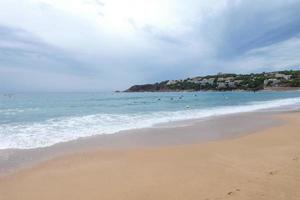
[[1, 0, 300, 92]]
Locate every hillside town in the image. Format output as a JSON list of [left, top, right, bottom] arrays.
[[125, 70, 300, 92]]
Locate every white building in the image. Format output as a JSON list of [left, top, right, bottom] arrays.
[[275, 73, 292, 80]]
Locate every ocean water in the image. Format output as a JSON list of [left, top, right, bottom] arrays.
[[1, 91, 300, 149]]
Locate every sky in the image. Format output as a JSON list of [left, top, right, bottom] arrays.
[[0, 0, 300, 92]]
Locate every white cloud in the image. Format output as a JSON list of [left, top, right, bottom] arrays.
[[0, 0, 300, 91]]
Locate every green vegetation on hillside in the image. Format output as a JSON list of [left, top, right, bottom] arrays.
[[125, 70, 300, 92]]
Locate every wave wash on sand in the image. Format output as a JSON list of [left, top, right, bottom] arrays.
[[1, 96, 300, 149]]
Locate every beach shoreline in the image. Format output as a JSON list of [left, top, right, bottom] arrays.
[[0, 111, 300, 199], [0, 111, 283, 176]]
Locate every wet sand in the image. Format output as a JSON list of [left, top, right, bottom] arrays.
[[0, 112, 300, 200], [0, 112, 280, 175]]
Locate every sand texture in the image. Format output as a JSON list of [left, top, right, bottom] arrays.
[[0, 113, 300, 200]]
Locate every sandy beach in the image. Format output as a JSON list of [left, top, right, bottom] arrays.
[[2, 0, 300, 199], [0, 112, 300, 200]]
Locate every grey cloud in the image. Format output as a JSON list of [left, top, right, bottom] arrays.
[[128, 19, 183, 45], [94, 0, 105, 6], [141, 25, 183, 45], [202, 0, 300, 59], [0, 25, 91, 75]]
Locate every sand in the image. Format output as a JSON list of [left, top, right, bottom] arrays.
[[0, 112, 279, 175], [0, 112, 300, 200]]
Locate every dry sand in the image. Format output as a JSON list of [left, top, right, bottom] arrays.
[[0, 112, 300, 200]]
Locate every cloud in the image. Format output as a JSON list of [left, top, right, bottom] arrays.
[[226, 37, 300, 72], [128, 19, 184, 45], [209, 0, 300, 59], [0, 25, 107, 92], [0, 0, 300, 91], [172, 0, 300, 75], [0, 25, 90, 74]]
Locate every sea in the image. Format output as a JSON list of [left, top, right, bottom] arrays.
[[1, 91, 300, 150]]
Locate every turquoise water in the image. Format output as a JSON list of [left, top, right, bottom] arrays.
[[1, 91, 300, 149]]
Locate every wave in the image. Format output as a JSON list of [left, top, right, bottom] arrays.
[[0, 108, 40, 116], [1, 97, 300, 149]]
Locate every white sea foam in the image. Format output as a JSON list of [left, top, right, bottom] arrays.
[[1, 97, 300, 149], [0, 108, 25, 115]]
